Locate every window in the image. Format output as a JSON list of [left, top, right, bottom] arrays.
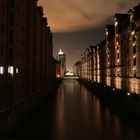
[[8, 66, 14, 75], [133, 45, 136, 53], [0, 66, 4, 74], [133, 57, 136, 66]]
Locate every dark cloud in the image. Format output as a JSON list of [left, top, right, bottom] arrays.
[[38, 0, 140, 70]]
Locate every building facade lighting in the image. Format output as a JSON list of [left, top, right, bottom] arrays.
[[131, 31, 135, 35], [133, 54, 136, 58], [115, 21, 118, 26]]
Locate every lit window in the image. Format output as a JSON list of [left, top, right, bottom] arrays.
[[16, 68, 19, 74], [0, 66, 4, 74], [8, 66, 14, 75]]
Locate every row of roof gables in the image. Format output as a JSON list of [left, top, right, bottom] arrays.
[[80, 4, 140, 58]]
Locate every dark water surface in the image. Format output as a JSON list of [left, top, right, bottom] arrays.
[[11, 80, 140, 140]]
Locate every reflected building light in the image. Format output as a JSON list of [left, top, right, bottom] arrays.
[[117, 50, 119, 53], [0, 66, 4, 74], [117, 59, 120, 63], [116, 41, 119, 45], [113, 88, 115, 91], [8, 66, 14, 75]]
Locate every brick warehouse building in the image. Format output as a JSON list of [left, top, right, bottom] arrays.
[[74, 4, 140, 95], [0, 0, 56, 134]]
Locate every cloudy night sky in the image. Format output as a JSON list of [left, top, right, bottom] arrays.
[[38, 0, 140, 71]]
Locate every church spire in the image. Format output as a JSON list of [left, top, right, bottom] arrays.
[[58, 49, 64, 55]]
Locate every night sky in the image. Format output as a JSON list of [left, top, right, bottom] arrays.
[[38, 0, 140, 71]]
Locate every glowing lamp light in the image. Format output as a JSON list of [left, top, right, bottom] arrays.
[[113, 88, 115, 91], [57, 74, 60, 78], [127, 92, 131, 96], [133, 67, 136, 71], [106, 31, 108, 36], [131, 31, 135, 35], [115, 21, 118, 26], [0, 66, 4, 74], [117, 68, 120, 72]]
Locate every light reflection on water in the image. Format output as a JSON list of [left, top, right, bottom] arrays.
[[51, 79, 140, 140]]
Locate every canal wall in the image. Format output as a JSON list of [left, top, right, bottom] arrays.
[[79, 79, 140, 119]]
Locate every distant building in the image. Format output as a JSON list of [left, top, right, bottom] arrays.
[[57, 49, 66, 78], [55, 60, 61, 79], [75, 4, 140, 95]]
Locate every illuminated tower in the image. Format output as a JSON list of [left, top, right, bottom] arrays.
[[57, 49, 66, 77]]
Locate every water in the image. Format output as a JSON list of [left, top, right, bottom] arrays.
[[11, 79, 140, 140]]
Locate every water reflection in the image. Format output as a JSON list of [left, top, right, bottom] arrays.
[[51, 79, 140, 140]]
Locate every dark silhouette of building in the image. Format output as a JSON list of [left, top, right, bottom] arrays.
[[56, 49, 66, 78], [0, 0, 56, 134]]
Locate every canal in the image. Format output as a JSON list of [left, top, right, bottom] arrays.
[[11, 79, 140, 140]]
